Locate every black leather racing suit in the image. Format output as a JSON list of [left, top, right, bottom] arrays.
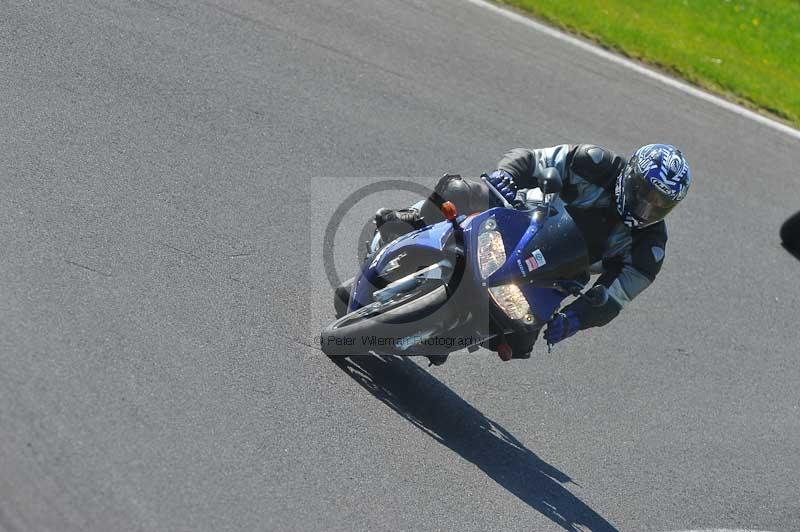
[[418, 144, 668, 354]]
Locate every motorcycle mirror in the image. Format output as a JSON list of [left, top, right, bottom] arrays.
[[539, 167, 563, 194]]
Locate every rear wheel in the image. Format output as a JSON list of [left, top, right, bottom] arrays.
[[321, 285, 450, 357]]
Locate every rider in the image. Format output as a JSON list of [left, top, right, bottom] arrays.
[[365, 143, 691, 361]]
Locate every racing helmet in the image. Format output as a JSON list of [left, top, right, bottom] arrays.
[[615, 144, 691, 228]]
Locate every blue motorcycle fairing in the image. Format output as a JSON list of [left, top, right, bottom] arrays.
[[349, 221, 456, 311], [519, 283, 567, 324], [485, 204, 588, 289], [348, 207, 572, 325], [466, 208, 567, 324]]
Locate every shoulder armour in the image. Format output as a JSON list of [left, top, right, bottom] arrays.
[[568, 144, 626, 190]]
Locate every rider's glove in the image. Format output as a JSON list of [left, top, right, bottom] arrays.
[[543, 310, 581, 345], [484, 169, 518, 204]]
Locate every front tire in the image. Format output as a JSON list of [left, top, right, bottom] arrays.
[[321, 285, 450, 357]]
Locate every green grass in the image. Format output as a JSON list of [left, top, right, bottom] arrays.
[[498, 0, 800, 127]]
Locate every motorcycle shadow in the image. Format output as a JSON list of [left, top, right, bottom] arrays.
[[332, 355, 617, 532]]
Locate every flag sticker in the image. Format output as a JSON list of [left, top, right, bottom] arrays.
[[525, 249, 547, 272]]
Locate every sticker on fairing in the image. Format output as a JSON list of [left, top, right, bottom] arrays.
[[525, 249, 547, 272]]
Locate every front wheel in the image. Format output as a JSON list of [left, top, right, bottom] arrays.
[[320, 285, 450, 357]]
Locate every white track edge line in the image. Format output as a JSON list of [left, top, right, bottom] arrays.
[[463, 0, 800, 142]]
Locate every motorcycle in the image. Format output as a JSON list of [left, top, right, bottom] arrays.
[[320, 169, 606, 361]]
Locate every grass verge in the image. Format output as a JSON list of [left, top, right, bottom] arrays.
[[498, 0, 800, 128]]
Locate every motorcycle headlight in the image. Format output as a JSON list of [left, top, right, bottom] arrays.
[[489, 284, 534, 324], [477, 218, 505, 278], [477, 217, 534, 325]]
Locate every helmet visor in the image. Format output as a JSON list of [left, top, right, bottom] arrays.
[[623, 164, 676, 226]]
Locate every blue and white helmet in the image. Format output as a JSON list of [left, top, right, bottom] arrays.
[[615, 144, 691, 228]]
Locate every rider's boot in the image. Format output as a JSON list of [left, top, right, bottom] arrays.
[[374, 207, 425, 243]]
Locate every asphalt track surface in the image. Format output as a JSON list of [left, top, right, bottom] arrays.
[[2, 1, 799, 531]]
